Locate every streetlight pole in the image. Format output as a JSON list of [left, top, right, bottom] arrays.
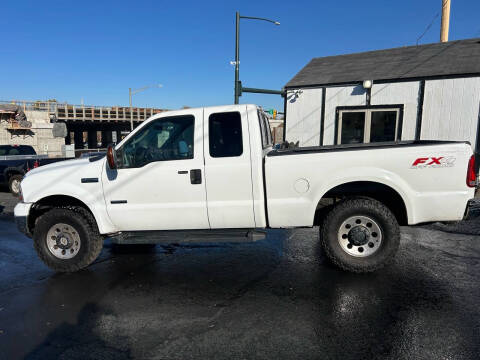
[[128, 84, 163, 130], [129, 87, 133, 131], [234, 12, 280, 104]]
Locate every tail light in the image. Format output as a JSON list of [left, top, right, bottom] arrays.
[[466, 155, 477, 188], [33, 160, 39, 168]]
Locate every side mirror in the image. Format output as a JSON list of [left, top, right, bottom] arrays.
[[106, 145, 117, 169]]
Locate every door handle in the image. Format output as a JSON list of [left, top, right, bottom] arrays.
[[190, 169, 202, 184]]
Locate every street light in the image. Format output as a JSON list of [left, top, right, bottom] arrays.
[[234, 11, 280, 104], [129, 84, 163, 130]]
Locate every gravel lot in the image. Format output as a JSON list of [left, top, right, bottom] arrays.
[[0, 190, 479, 359]]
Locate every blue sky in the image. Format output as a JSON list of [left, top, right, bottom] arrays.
[[1, 0, 479, 111]]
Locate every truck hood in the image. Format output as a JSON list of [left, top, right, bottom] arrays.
[[21, 156, 106, 203], [25, 157, 89, 177]]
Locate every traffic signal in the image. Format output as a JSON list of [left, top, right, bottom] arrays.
[[267, 109, 277, 119]]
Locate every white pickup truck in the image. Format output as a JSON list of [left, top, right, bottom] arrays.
[[14, 104, 477, 273]]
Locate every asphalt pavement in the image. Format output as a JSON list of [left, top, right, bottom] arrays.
[[0, 191, 479, 359]]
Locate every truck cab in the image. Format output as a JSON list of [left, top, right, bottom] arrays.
[[102, 104, 268, 231]]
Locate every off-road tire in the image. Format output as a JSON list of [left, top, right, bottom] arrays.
[[8, 174, 23, 197], [33, 207, 103, 272], [320, 197, 400, 273]]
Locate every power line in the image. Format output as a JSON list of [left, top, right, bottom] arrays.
[[416, 12, 440, 45]]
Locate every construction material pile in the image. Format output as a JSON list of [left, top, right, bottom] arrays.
[[0, 104, 32, 128]]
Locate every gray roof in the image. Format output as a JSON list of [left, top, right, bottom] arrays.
[[285, 38, 480, 88]]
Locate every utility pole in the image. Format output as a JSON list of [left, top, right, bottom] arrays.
[[440, 0, 451, 42]]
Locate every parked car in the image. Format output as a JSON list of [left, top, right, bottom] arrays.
[[14, 105, 477, 273], [0, 145, 69, 196]]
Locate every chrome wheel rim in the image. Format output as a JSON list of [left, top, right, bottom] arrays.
[[46, 223, 81, 259], [11, 179, 20, 194], [337, 215, 382, 257]]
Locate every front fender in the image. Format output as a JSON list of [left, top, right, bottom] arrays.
[[21, 158, 116, 234]]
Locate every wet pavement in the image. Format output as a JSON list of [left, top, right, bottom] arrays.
[[0, 190, 17, 220], [0, 203, 479, 359]]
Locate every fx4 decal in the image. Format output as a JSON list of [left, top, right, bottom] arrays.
[[410, 156, 456, 169]]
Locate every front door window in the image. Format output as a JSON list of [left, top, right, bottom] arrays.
[[119, 115, 194, 168]]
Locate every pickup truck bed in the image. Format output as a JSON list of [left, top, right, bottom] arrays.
[[265, 140, 473, 227]]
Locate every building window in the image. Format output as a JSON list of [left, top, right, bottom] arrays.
[[336, 106, 403, 144]]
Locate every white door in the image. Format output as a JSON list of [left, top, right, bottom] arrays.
[[102, 109, 209, 231], [203, 105, 255, 228]]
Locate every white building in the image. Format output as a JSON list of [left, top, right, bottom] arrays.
[[284, 38, 480, 157]]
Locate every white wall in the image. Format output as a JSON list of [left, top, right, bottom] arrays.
[[285, 88, 323, 146], [285, 76, 480, 149], [370, 81, 420, 140], [421, 77, 480, 146], [323, 85, 366, 145]]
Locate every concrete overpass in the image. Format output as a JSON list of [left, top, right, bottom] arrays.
[[2, 100, 166, 152]]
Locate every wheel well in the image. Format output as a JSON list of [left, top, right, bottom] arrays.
[[314, 181, 408, 226], [28, 195, 96, 234]]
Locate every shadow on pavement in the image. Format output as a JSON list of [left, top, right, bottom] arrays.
[[25, 303, 132, 360]]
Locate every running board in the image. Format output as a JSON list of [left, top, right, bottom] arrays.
[[109, 229, 267, 245]]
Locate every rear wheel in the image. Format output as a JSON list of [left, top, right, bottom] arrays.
[[33, 207, 103, 272], [320, 197, 400, 273], [8, 174, 23, 197]]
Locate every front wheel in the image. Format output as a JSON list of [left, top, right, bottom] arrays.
[[33, 207, 103, 272], [320, 198, 400, 273]]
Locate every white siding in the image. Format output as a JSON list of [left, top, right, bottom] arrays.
[[323, 86, 366, 145], [285, 88, 323, 146], [421, 77, 480, 146], [371, 81, 420, 140]]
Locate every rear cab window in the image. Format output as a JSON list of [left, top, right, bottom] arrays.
[[18, 146, 36, 155], [257, 109, 273, 148], [209, 112, 243, 158]]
